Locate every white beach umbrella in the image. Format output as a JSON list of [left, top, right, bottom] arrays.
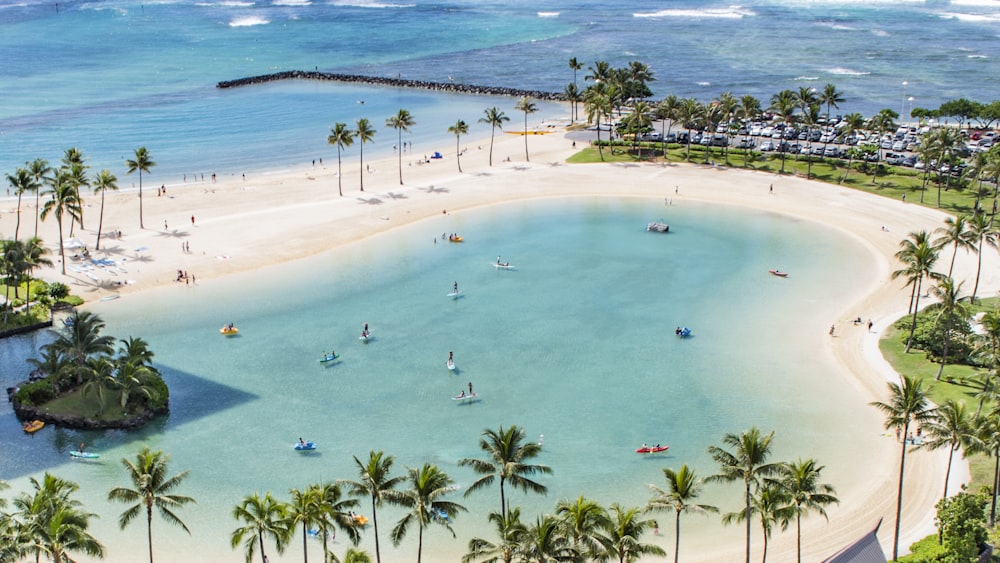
[[63, 237, 86, 249]]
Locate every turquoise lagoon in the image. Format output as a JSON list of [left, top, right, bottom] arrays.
[[0, 197, 886, 561]]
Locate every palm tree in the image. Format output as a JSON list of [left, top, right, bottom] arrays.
[[479, 107, 509, 166], [738, 95, 762, 167], [390, 464, 465, 563], [6, 167, 36, 240], [125, 147, 156, 229], [584, 86, 612, 161], [341, 451, 404, 563], [866, 109, 898, 185], [80, 356, 117, 416], [646, 465, 718, 563], [892, 232, 941, 351], [768, 90, 797, 173], [114, 360, 160, 412], [838, 112, 866, 184], [568, 57, 584, 122], [13, 473, 99, 563], [926, 127, 960, 206], [778, 459, 838, 563], [920, 400, 974, 502], [231, 491, 290, 563], [928, 277, 970, 380], [40, 169, 83, 275], [625, 101, 654, 158], [61, 148, 89, 234], [342, 548, 373, 563], [108, 447, 194, 563], [934, 215, 978, 278], [459, 425, 552, 520], [51, 310, 115, 368], [92, 169, 118, 250], [568, 57, 583, 88], [448, 119, 469, 172], [314, 482, 360, 562], [34, 505, 105, 563], [328, 123, 355, 197], [385, 109, 415, 185], [463, 508, 527, 563], [118, 336, 157, 369], [818, 83, 844, 124], [657, 95, 683, 159], [968, 213, 998, 303], [564, 82, 582, 125], [519, 514, 577, 563], [870, 375, 935, 561], [555, 495, 609, 558], [514, 97, 538, 162], [707, 427, 781, 563], [677, 97, 704, 162], [356, 118, 376, 193], [721, 485, 793, 563], [27, 158, 51, 238], [286, 487, 323, 563], [21, 236, 51, 316], [595, 503, 665, 563], [973, 412, 1000, 526]]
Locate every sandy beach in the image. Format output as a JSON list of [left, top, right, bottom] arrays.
[[2, 123, 996, 562]]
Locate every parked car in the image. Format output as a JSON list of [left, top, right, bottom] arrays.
[[735, 138, 754, 149], [760, 140, 776, 151], [892, 141, 905, 151], [824, 146, 840, 157]]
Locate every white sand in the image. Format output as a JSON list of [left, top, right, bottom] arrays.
[[3, 124, 996, 561]]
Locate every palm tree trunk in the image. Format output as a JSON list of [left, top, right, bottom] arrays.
[[936, 317, 952, 380], [500, 478, 507, 520], [522, 114, 529, 161], [97, 191, 105, 250], [337, 148, 343, 197], [456, 135, 462, 173], [57, 218, 66, 275], [973, 237, 984, 303], [302, 525, 308, 563], [796, 513, 802, 563], [321, 523, 329, 563], [398, 130, 404, 185], [906, 276, 923, 352], [745, 480, 752, 563], [417, 523, 424, 563], [942, 444, 955, 501], [991, 449, 999, 527], [259, 534, 267, 563], [762, 531, 768, 563], [892, 423, 910, 562], [489, 126, 496, 166], [15, 194, 22, 240], [674, 511, 681, 563], [148, 509, 155, 563], [34, 190, 40, 238], [139, 171, 145, 229], [372, 496, 382, 563], [360, 143, 366, 193]]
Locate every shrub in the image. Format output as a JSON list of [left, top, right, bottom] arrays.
[[13, 378, 56, 407], [897, 535, 947, 562], [48, 283, 70, 300]]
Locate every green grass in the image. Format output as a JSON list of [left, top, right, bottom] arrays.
[[42, 386, 130, 422], [879, 299, 1000, 491]]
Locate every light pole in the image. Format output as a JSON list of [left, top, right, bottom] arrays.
[[901, 81, 908, 122], [907, 97, 914, 125]]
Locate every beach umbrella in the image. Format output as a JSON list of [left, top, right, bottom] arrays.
[[63, 237, 86, 249]]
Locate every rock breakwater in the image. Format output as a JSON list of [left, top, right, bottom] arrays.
[[217, 71, 565, 101]]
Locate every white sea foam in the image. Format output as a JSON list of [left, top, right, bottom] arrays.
[[229, 15, 269, 26], [794, 76, 819, 81], [204, 1, 255, 6], [826, 67, 870, 76], [968, 54, 989, 59], [870, 29, 889, 37], [937, 11, 1000, 23], [330, 0, 415, 7], [537, 11, 559, 17], [696, 81, 711, 86], [274, 0, 310, 5], [634, 7, 755, 19]]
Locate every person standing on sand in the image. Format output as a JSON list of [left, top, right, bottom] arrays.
[[191, 215, 195, 225]]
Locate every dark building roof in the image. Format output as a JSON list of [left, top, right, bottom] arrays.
[[822, 518, 887, 563]]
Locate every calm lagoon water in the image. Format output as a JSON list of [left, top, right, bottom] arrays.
[[0, 197, 886, 561]]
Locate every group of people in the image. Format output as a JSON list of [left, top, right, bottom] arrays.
[[446, 233, 461, 242], [175, 269, 195, 284], [496, 256, 510, 267], [456, 381, 474, 398]]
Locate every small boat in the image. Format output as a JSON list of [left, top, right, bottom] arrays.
[[448, 235, 463, 242], [319, 353, 340, 363], [22, 420, 45, 433], [446, 359, 455, 371], [295, 441, 317, 451], [676, 327, 691, 338], [220, 325, 239, 335], [635, 445, 669, 454], [768, 269, 788, 277], [453, 391, 479, 401], [70, 450, 100, 459], [647, 221, 669, 233]]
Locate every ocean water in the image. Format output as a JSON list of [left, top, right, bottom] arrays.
[[0, 198, 887, 561], [1, 0, 999, 180]]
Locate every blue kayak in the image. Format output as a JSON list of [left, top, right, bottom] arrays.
[[294, 441, 317, 451]]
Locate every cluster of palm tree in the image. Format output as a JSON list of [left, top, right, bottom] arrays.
[[19, 310, 166, 417], [1, 236, 52, 323], [0, 447, 192, 563]]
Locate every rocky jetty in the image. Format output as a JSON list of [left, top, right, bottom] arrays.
[[217, 71, 565, 101], [13, 400, 167, 430]]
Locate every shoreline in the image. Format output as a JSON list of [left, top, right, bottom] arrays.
[[3, 125, 995, 561]]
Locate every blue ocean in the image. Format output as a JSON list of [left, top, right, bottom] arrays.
[[1, 0, 999, 179]]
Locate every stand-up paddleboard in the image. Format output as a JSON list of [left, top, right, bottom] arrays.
[[452, 391, 479, 401], [70, 451, 100, 459], [320, 353, 340, 363], [447, 291, 461, 298], [359, 331, 372, 342], [447, 359, 455, 371]]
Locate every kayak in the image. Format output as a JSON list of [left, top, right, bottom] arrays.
[[676, 327, 691, 338], [319, 354, 340, 363], [70, 451, 100, 459], [635, 445, 669, 454], [446, 359, 455, 371], [769, 269, 788, 277], [22, 420, 45, 433], [448, 236, 463, 242], [295, 441, 317, 451]]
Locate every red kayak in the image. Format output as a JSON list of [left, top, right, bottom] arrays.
[[635, 445, 669, 454]]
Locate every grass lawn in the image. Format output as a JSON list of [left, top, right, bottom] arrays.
[[42, 386, 131, 422]]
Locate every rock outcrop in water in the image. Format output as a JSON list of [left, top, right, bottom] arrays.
[[217, 71, 565, 101]]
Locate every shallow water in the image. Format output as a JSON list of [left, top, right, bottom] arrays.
[[0, 197, 886, 561]]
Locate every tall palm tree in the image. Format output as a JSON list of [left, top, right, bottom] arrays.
[[519, 514, 577, 563], [928, 277, 970, 380], [231, 491, 290, 563], [707, 427, 781, 563], [51, 310, 115, 368], [568, 57, 584, 122], [514, 97, 538, 162], [568, 57, 583, 88], [62, 160, 89, 234], [40, 169, 83, 275], [108, 447, 194, 563], [657, 95, 683, 159], [584, 86, 612, 161], [92, 169, 118, 250], [968, 213, 998, 303], [390, 464, 465, 563], [6, 167, 36, 240], [818, 83, 844, 124], [721, 484, 793, 563], [646, 464, 718, 563], [341, 451, 404, 563], [838, 112, 865, 184], [866, 109, 898, 185], [934, 215, 978, 278], [625, 101, 654, 158], [892, 232, 941, 351], [125, 147, 156, 229], [778, 459, 838, 563], [448, 119, 469, 172], [286, 486, 323, 563], [738, 95, 762, 167], [13, 473, 97, 563], [35, 505, 105, 563], [385, 109, 415, 185], [356, 118, 376, 193], [21, 236, 51, 315], [479, 107, 509, 166], [926, 127, 960, 207], [80, 356, 117, 416], [768, 90, 798, 173], [595, 503, 665, 563], [920, 400, 974, 502], [463, 508, 527, 563], [118, 336, 157, 369], [973, 412, 1000, 526], [314, 482, 360, 562], [328, 122, 355, 197], [113, 360, 160, 412], [564, 82, 582, 125], [555, 495, 609, 558], [459, 425, 552, 520], [27, 158, 52, 239], [870, 375, 935, 561], [677, 97, 704, 162]]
